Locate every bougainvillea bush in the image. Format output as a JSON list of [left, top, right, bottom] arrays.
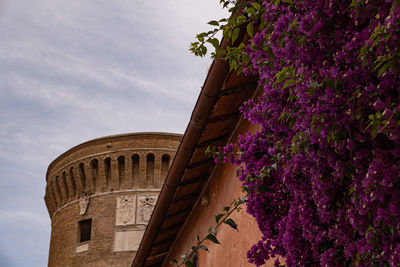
[[203, 0, 400, 266]]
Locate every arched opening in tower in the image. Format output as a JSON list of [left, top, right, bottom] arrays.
[[104, 157, 111, 188], [131, 154, 139, 186], [90, 159, 99, 191], [79, 163, 86, 189], [117, 156, 125, 187], [69, 167, 76, 197], [146, 153, 154, 186], [161, 154, 170, 180], [61, 172, 69, 201]]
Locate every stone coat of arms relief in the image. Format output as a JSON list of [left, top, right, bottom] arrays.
[[79, 191, 90, 215], [115, 196, 136, 226], [137, 194, 158, 224]]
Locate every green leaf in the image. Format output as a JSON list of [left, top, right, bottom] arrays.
[[207, 38, 220, 50], [185, 260, 194, 267], [246, 7, 256, 15], [275, 73, 288, 84], [237, 14, 246, 22], [224, 218, 238, 230], [207, 20, 219, 26], [365, 225, 373, 238], [232, 27, 240, 44], [170, 259, 178, 264], [215, 213, 225, 223], [251, 2, 261, 10], [222, 206, 230, 212], [206, 233, 221, 244], [354, 253, 361, 265], [200, 45, 207, 56], [290, 17, 298, 30], [282, 79, 296, 90], [348, 186, 355, 196], [199, 245, 209, 252], [246, 22, 254, 38], [378, 61, 390, 77]]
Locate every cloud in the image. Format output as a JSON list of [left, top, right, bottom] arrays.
[[0, 0, 229, 266], [0, 211, 49, 225]]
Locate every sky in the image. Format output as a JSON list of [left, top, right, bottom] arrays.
[[0, 1, 227, 266]]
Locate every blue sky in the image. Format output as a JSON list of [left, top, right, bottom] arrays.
[[0, 1, 227, 266]]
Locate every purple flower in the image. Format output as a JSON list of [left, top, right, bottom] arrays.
[[215, 0, 400, 265]]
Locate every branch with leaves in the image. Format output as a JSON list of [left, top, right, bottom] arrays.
[[170, 195, 246, 267], [190, 0, 264, 72]]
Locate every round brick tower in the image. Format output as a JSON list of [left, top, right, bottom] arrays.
[[44, 132, 182, 267]]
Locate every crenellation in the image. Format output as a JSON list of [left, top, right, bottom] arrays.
[[45, 187, 56, 215], [46, 150, 180, 214], [51, 180, 60, 208], [131, 154, 139, 188], [110, 156, 119, 191], [145, 153, 155, 188], [71, 166, 83, 199], [89, 159, 99, 193], [65, 169, 76, 200], [96, 159, 106, 193], [103, 157, 112, 190], [161, 153, 171, 184], [78, 163, 87, 192], [124, 153, 133, 189], [138, 151, 146, 188], [56, 177, 64, 205], [84, 159, 95, 194], [48, 184, 58, 212], [154, 152, 162, 187], [117, 155, 125, 189], [60, 172, 69, 203]]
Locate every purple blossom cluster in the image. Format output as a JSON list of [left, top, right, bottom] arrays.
[[223, 0, 400, 266]]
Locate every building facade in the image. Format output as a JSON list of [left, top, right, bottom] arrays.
[[44, 132, 181, 267]]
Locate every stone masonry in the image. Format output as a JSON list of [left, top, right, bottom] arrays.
[[44, 132, 182, 267]]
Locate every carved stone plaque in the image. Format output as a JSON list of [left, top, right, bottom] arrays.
[[114, 230, 144, 252], [76, 243, 89, 253], [115, 195, 136, 226], [136, 194, 158, 224], [79, 192, 89, 215]]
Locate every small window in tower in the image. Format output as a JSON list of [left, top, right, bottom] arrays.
[[78, 219, 92, 243]]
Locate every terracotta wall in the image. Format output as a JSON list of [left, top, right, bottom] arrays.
[[164, 122, 277, 266]]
